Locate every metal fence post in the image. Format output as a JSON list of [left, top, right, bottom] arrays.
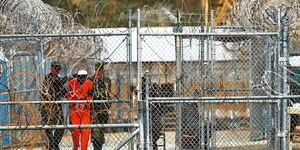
[[137, 8, 145, 150], [209, 10, 215, 150], [127, 8, 133, 122], [266, 35, 277, 149], [273, 9, 281, 150], [127, 9, 135, 150], [37, 20, 44, 87], [174, 9, 183, 150], [199, 25, 205, 150], [278, 26, 289, 150], [145, 71, 150, 149], [276, 9, 285, 150], [209, 10, 215, 85]]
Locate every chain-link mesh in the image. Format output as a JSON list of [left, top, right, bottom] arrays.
[[148, 100, 279, 150], [0, 31, 137, 149], [139, 30, 293, 149], [0, 0, 299, 148], [140, 33, 279, 97], [0, 1, 168, 149]]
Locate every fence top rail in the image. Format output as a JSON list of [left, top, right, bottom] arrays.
[[149, 100, 279, 103], [0, 33, 129, 38], [0, 123, 140, 130], [0, 100, 130, 105], [140, 32, 279, 36], [148, 95, 300, 101]]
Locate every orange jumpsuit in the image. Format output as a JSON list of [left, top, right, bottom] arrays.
[[66, 78, 93, 150]]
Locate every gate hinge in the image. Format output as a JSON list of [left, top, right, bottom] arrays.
[[277, 131, 289, 137]]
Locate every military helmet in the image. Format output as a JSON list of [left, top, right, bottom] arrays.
[[95, 60, 105, 70], [51, 61, 62, 70]]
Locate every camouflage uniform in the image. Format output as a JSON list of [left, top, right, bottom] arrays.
[[141, 77, 166, 150], [89, 61, 112, 150], [40, 61, 67, 150]]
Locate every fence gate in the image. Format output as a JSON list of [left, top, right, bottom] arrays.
[[137, 21, 295, 149], [0, 7, 299, 150], [0, 10, 139, 150]]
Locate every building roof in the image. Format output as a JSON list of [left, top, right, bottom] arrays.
[[93, 27, 233, 62]]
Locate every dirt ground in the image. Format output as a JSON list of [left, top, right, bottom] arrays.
[[13, 129, 300, 150]]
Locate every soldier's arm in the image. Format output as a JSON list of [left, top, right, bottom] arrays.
[[107, 79, 112, 100], [62, 73, 77, 82], [41, 75, 51, 110], [61, 76, 68, 83], [57, 77, 70, 97], [106, 78, 112, 110], [41, 75, 50, 98]]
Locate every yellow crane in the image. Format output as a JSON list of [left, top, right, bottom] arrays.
[[215, 0, 235, 25], [200, 0, 235, 25]]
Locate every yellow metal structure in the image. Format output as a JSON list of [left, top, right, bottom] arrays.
[[215, 0, 235, 25], [200, 0, 210, 26], [199, 0, 235, 25]]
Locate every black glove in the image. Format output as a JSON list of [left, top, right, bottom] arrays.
[[88, 89, 94, 96], [72, 73, 77, 78]]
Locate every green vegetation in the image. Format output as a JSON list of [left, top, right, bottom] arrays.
[[42, 0, 219, 27]]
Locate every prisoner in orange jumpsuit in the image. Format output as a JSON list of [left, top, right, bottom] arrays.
[[66, 70, 93, 150]]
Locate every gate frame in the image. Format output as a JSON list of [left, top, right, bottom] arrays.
[[136, 9, 294, 150]]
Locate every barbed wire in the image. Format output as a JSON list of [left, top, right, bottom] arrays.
[[229, 0, 299, 31], [0, 0, 131, 149], [0, 0, 299, 149], [0, 0, 129, 64]]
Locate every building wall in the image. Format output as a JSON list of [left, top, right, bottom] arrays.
[[107, 61, 251, 120]]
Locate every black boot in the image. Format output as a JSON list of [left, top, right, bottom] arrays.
[[93, 137, 103, 150], [93, 143, 102, 150], [54, 145, 60, 150]]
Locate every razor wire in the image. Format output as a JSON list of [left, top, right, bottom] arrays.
[[0, 0, 299, 149], [0, 33, 135, 150]]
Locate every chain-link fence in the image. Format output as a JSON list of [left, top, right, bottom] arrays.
[[0, 29, 139, 149], [148, 99, 280, 150], [136, 19, 299, 149], [0, 6, 299, 150]]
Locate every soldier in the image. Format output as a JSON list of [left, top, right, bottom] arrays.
[[141, 75, 164, 150], [41, 61, 66, 150], [89, 60, 112, 150]]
